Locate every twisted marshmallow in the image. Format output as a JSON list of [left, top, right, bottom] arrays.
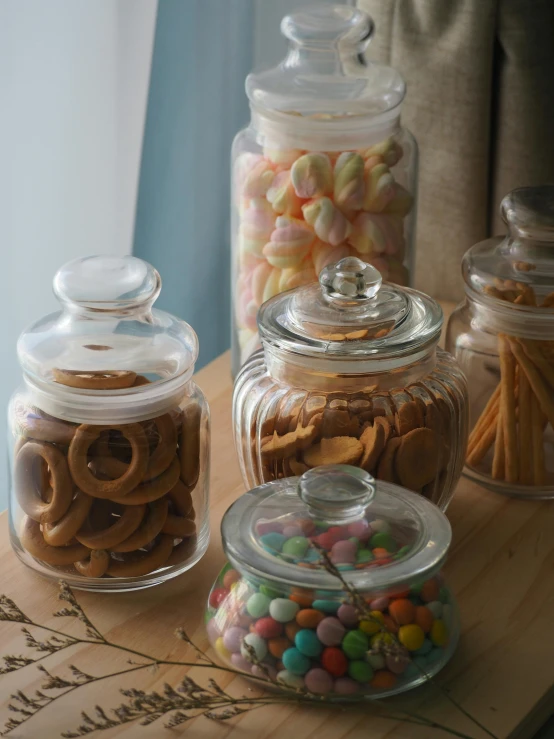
[[333, 152, 365, 212], [311, 241, 352, 275], [302, 197, 352, 246], [239, 198, 276, 261], [263, 215, 314, 269], [291, 153, 333, 199], [349, 212, 405, 258], [241, 159, 275, 198], [363, 161, 395, 212], [266, 171, 303, 217], [362, 137, 403, 168]]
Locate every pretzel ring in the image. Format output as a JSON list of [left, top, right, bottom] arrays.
[[167, 479, 194, 517], [110, 498, 169, 553], [110, 456, 180, 505], [42, 490, 93, 546], [15, 442, 74, 523], [20, 517, 90, 565], [74, 550, 110, 578], [76, 503, 146, 549], [69, 424, 149, 498], [162, 513, 196, 538], [92, 415, 177, 483], [132, 375, 151, 387], [106, 534, 174, 577], [166, 535, 198, 567], [15, 402, 77, 445], [180, 403, 201, 488], [53, 369, 137, 389]]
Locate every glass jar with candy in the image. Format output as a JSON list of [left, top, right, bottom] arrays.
[[446, 186, 554, 498], [233, 256, 468, 511], [231, 4, 418, 374], [206, 465, 459, 697], [8, 256, 210, 591]]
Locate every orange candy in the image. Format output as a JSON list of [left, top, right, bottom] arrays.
[[372, 548, 390, 559], [268, 636, 292, 659], [388, 598, 416, 626], [290, 591, 313, 608], [421, 578, 440, 603], [415, 605, 434, 633], [382, 614, 399, 634], [285, 621, 301, 641], [296, 608, 325, 629], [389, 590, 410, 600], [370, 670, 397, 690]]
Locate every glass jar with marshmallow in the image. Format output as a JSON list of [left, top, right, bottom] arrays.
[[231, 4, 418, 376]]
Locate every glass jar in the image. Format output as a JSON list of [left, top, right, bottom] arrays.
[[233, 256, 468, 511], [206, 465, 459, 697], [231, 4, 418, 375], [8, 256, 210, 591], [446, 186, 554, 498]]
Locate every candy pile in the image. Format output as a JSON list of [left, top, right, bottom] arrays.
[[234, 140, 414, 362], [206, 517, 455, 696]]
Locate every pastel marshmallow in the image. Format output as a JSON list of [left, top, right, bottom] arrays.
[[363, 161, 396, 212], [263, 215, 314, 269], [384, 183, 414, 217], [349, 212, 405, 258], [362, 137, 404, 168], [242, 159, 275, 198], [334, 152, 365, 212], [302, 197, 352, 246], [252, 261, 274, 305], [278, 262, 317, 292], [266, 171, 303, 217], [291, 153, 333, 198], [239, 329, 261, 364], [240, 198, 276, 256], [311, 240, 352, 274], [264, 147, 304, 167]]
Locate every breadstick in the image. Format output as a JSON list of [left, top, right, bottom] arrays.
[[492, 407, 505, 480], [467, 385, 500, 453], [517, 369, 533, 485], [518, 338, 554, 391], [531, 392, 546, 485], [498, 335, 518, 483], [508, 338, 554, 430]]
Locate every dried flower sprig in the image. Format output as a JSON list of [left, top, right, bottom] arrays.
[[0, 580, 498, 739]]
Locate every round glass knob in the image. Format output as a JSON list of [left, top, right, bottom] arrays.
[[297, 465, 375, 524], [501, 185, 554, 243], [319, 257, 382, 302]]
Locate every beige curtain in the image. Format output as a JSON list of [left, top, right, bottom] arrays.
[[358, 0, 554, 301]]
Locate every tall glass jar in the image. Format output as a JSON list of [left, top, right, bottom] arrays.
[[206, 465, 459, 697], [233, 257, 468, 511], [8, 256, 210, 591], [231, 4, 418, 375], [446, 186, 554, 498]]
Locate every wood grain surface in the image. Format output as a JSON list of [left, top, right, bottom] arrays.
[[1, 304, 553, 739]]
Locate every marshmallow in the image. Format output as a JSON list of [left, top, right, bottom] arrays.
[[264, 147, 304, 167], [333, 152, 365, 212], [262, 266, 282, 303], [302, 197, 352, 246], [263, 215, 315, 269], [240, 198, 276, 256], [362, 137, 404, 168], [239, 329, 262, 365], [278, 262, 317, 292], [363, 161, 395, 212], [236, 280, 258, 332], [384, 183, 414, 217], [252, 261, 274, 305], [291, 153, 333, 199], [311, 240, 352, 274], [348, 212, 405, 258], [266, 171, 303, 217], [242, 159, 275, 198]]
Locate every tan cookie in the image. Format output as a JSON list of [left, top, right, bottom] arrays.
[[321, 408, 359, 438], [424, 401, 443, 434], [376, 436, 402, 483], [395, 427, 440, 490], [261, 415, 322, 461], [283, 458, 309, 476], [76, 503, 146, 549], [303, 436, 363, 467], [111, 497, 169, 552], [20, 517, 89, 566], [302, 395, 326, 425], [106, 534, 174, 577], [374, 416, 394, 446], [359, 422, 386, 473], [394, 401, 423, 436]]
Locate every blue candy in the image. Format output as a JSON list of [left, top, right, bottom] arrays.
[[295, 629, 323, 657], [312, 599, 340, 614], [282, 647, 311, 675], [260, 532, 287, 553]]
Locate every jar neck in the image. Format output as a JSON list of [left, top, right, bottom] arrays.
[[465, 290, 554, 339], [250, 104, 402, 152], [263, 343, 438, 392]]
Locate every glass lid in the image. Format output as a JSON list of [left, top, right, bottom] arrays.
[[463, 186, 554, 313], [258, 257, 442, 361], [222, 465, 451, 593], [17, 256, 198, 422], [246, 5, 405, 149]]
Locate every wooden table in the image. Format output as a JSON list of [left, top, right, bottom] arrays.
[[2, 321, 554, 739]]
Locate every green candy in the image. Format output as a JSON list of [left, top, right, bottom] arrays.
[[348, 660, 374, 683], [246, 592, 271, 618], [356, 548, 374, 564], [369, 532, 398, 552], [395, 545, 411, 559], [259, 584, 282, 599], [282, 536, 310, 558], [341, 629, 369, 659]]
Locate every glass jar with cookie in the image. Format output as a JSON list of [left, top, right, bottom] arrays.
[[233, 257, 468, 511], [8, 256, 210, 590], [446, 186, 554, 498]]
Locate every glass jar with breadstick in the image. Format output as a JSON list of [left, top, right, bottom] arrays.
[[446, 186, 554, 497], [233, 256, 468, 511], [8, 256, 210, 590]]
